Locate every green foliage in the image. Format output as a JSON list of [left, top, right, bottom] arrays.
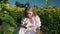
[[37, 10, 60, 34], [0, 13, 17, 34]]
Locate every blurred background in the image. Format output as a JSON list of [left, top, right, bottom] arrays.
[[0, 0, 60, 34]]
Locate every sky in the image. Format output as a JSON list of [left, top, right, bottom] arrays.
[[8, 0, 60, 7]]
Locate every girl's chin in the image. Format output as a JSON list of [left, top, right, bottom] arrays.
[[28, 17, 32, 18]]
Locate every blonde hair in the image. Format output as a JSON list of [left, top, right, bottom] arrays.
[[23, 6, 37, 17]]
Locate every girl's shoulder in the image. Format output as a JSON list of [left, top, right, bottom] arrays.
[[35, 15, 40, 18]]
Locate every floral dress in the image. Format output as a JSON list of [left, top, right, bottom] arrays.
[[18, 15, 41, 34]]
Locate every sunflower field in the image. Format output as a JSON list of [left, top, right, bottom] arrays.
[[0, 0, 60, 34]]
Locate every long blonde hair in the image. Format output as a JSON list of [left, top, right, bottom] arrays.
[[23, 6, 37, 18]]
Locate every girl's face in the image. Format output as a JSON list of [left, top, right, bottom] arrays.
[[27, 11, 33, 18]]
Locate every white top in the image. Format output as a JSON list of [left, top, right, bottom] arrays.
[[21, 15, 41, 32]]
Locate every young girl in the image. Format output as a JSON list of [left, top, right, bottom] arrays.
[[18, 6, 41, 34]]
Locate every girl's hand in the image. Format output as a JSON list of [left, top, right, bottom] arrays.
[[28, 26, 34, 28], [26, 24, 34, 28]]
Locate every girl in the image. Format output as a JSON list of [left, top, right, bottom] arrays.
[[18, 6, 41, 34]]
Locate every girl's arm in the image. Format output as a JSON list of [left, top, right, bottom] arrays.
[[21, 18, 27, 28], [36, 16, 41, 29]]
